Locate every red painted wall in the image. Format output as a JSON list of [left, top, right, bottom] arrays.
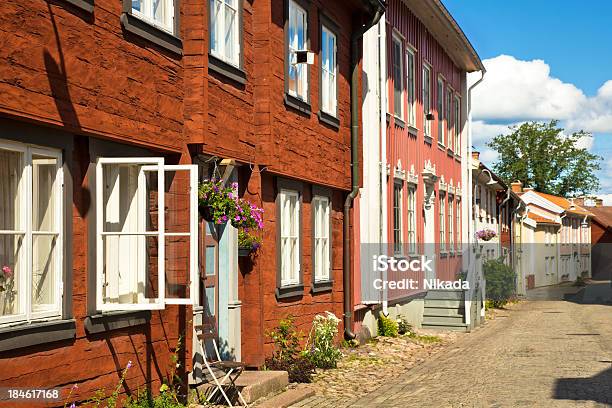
[[385, 0, 464, 292]]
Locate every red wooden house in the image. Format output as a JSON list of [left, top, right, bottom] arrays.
[[0, 0, 383, 405], [353, 0, 484, 337]]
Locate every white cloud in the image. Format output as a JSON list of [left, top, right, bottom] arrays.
[[469, 55, 586, 122], [469, 55, 612, 193]]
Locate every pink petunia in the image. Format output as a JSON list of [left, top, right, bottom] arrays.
[[2, 266, 12, 278]]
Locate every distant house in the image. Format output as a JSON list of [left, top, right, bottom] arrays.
[[514, 182, 592, 290], [576, 198, 612, 280]]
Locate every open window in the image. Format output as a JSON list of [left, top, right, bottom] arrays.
[[95, 158, 198, 312]]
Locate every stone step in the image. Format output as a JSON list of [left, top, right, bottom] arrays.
[[423, 299, 464, 309], [421, 321, 469, 332], [423, 307, 465, 317], [422, 315, 465, 325], [424, 289, 465, 300], [196, 370, 288, 404], [256, 385, 315, 408]]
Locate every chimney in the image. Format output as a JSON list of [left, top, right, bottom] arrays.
[[596, 198, 603, 207], [569, 197, 576, 210], [511, 181, 523, 193], [471, 151, 480, 161]]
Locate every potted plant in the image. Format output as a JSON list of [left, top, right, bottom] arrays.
[[475, 228, 497, 242], [198, 179, 239, 224], [238, 229, 262, 257]]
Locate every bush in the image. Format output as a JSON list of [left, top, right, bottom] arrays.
[[397, 318, 412, 335], [265, 316, 315, 383], [483, 258, 516, 308], [377, 314, 399, 337], [305, 312, 342, 369]]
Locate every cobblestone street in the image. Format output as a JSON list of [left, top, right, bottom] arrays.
[[294, 282, 612, 407]]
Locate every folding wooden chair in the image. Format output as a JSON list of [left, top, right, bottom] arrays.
[[195, 324, 248, 407]]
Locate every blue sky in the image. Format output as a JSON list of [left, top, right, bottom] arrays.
[[443, 0, 612, 197]]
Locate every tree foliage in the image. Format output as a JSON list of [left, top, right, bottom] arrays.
[[486, 120, 601, 196]]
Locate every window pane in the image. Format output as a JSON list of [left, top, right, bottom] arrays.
[[165, 235, 190, 300], [132, 0, 142, 12], [101, 164, 161, 307], [0, 234, 23, 318], [32, 234, 58, 311], [205, 286, 215, 316], [0, 149, 23, 231], [224, 3, 236, 63], [210, 0, 219, 53], [205, 246, 216, 276], [32, 156, 58, 232]]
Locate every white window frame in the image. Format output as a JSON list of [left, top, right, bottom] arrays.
[[312, 195, 330, 282], [423, 64, 432, 137], [407, 185, 416, 254], [0, 141, 63, 326], [448, 195, 454, 253], [454, 95, 461, 154], [393, 181, 404, 254], [287, 0, 308, 101], [392, 32, 404, 119], [406, 48, 416, 127], [437, 77, 445, 146], [280, 188, 301, 287], [95, 158, 198, 312], [456, 198, 461, 252], [439, 192, 446, 251], [320, 24, 337, 117], [132, 0, 176, 34], [209, 0, 241, 67]]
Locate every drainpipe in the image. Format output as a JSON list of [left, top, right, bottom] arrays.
[[344, 5, 384, 340], [464, 70, 485, 327]]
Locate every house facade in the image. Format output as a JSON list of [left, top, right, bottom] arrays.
[[575, 198, 611, 280], [0, 0, 384, 403], [354, 0, 484, 337], [514, 183, 592, 290]]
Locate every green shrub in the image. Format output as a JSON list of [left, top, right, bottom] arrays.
[[377, 314, 399, 337], [304, 312, 342, 369], [265, 316, 315, 383], [483, 258, 516, 308], [397, 318, 412, 335]]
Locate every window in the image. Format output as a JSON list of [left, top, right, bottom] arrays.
[[131, 0, 176, 34], [320, 23, 337, 116], [287, 0, 308, 101], [392, 33, 404, 119], [454, 96, 460, 154], [209, 0, 241, 67], [439, 192, 446, 251], [446, 88, 452, 150], [393, 182, 403, 254], [456, 198, 461, 252], [0, 141, 63, 326], [407, 186, 416, 254], [312, 195, 330, 282], [437, 78, 444, 146], [423, 65, 432, 137], [406, 49, 416, 126], [448, 195, 454, 252], [96, 158, 198, 311], [279, 188, 301, 287]]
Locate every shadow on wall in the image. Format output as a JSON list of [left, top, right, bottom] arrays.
[[554, 365, 612, 405]]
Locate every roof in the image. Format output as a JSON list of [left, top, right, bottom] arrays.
[[531, 191, 593, 217], [406, 0, 485, 72], [527, 213, 560, 226], [587, 206, 612, 229]]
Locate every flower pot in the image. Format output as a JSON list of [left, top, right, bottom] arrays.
[[238, 248, 252, 257]]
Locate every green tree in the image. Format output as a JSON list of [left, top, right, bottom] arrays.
[[486, 120, 601, 196]]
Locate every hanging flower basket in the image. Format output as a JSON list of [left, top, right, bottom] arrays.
[[475, 228, 497, 242], [198, 179, 238, 225], [238, 230, 262, 258]]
